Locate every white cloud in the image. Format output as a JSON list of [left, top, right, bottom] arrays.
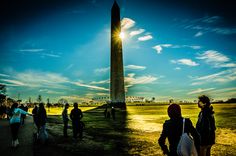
[[171, 59, 199, 66], [152, 44, 173, 54], [41, 53, 61, 58], [0, 73, 10, 77], [125, 73, 158, 89], [90, 79, 110, 84], [65, 64, 74, 70], [138, 35, 153, 41], [0, 79, 26, 86], [196, 50, 236, 68], [174, 67, 181, 70], [39, 89, 64, 94], [94, 67, 110, 73], [19, 49, 45, 52], [187, 88, 215, 95], [152, 45, 162, 54], [121, 18, 135, 30], [73, 82, 109, 91], [190, 68, 236, 85], [194, 31, 203, 37], [197, 50, 229, 62], [161, 44, 172, 47], [125, 65, 146, 70], [130, 29, 145, 37]]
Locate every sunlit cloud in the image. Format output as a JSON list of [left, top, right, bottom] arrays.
[[90, 79, 110, 84], [73, 82, 109, 91], [171, 59, 199, 66], [190, 68, 236, 85], [130, 29, 145, 37], [187, 88, 215, 95], [121, 18, 135, 30], [125, 73, 158, 89], [197, 50, 236, 68], [138, 35, 153, 41], [152, 45, 162, 54], [39, 89, 64, 95], [152, 44, 172, 54], [125, 65, 146, 70], [0, 79, 26, 86], [194, 31, 203, 37], [59, 95, 91, 103]]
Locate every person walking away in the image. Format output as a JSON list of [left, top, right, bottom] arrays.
[[37, 103, 48, 143], [196, 95, 216, 156], [158, 104, 200, 156], [70, 102, 83, 140], [62, 103, 69, 137], [9, 102, 31, 147]]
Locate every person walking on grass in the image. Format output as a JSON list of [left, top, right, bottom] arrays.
[[9, 102, 31, 147], [70, 102, 83, 140], [62, 103, 69, 137], [158, 104, 200, 156], [196, 95, 216, 156]]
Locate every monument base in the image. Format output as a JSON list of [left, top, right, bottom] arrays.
[[111, 102, 126, 109]]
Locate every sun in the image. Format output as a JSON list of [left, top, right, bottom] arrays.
[[119, 32, 125, 39]]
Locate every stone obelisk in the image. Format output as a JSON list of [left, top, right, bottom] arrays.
[[110, 1, 126, 109]]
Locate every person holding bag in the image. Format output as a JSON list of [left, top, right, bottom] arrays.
[[158, 104, 200, 156]]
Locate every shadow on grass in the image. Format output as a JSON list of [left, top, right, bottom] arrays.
[[43, 105, 130, 156]]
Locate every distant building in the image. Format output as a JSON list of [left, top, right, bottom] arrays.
[[92, 96, 145, 103]]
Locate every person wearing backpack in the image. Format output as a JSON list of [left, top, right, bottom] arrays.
[[196, 95, 216, 156], [70, 102, 83, 140], [158, 104, 200, 156]]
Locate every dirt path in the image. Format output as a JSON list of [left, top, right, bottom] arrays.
[[0, 117, 34, 156]]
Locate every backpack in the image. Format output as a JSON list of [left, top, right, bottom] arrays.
[[177, 118, 198, 156]]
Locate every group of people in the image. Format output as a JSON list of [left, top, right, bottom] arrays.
[[158, 95, 216, 156]]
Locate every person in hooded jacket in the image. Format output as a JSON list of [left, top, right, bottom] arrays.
[[196, 95, 216, 156], [158, 104, 200, 156]]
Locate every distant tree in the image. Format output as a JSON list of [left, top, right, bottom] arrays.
[[37, 95, 42, 103], [0, 84, 6, 95], [58, 98, 68, 107], [226, 98, 236, 103]]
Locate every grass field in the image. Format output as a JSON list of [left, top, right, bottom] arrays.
[[41, 103, 236, 156]]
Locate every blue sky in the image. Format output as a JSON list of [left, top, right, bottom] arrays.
[[0, 0, 236, 103]]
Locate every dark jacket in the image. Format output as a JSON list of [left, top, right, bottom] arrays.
[[37, 107, 47, 126], [196, 106, 216, 146], [70, 108, 83, 123], [158, 117, 200, 156]]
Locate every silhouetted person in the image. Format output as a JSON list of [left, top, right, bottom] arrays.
[[111, 106, 115, 120], [70, 102, 83, 139], [196, 95, 216, 156], [32, 105, 39, 132], [37, 103, 48, 141], [9, 103, 31, 147], [104, 105, 108, 118], [158, 104, 200, 156], [62, 103, 69, 137]]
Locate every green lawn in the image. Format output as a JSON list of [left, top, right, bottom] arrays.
[[44, 103, 236, 156]]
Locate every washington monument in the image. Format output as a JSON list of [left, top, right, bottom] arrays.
[[110, 1, 126, 109]]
